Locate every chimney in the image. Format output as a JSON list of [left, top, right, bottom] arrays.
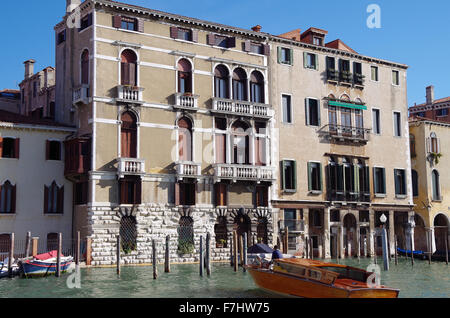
[[66, 0, 81, 13], [426, 85, 434, 104], [251, 25, 262, 32], [24, 59, 36, 79]]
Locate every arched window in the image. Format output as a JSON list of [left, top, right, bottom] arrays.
[[340, 94, 350, 101], [432, 170, 441, 201], [44, 181, 64, 214], [0, 181, 15, 214], [121, 111, 137, 158], [120, 216, 137, 254], [410, 134, 416, 157], [250, 71, 264, 103], [120, 49, 138, 86], [178, 117, 193, 162], [232, 121, 250, 165], [47, 233, 58, 251], [81, 50, 89, 85], [178, 59, 192, 94], [232, 68, 247, 101], [178, 216, 194, 254], [214, 65, 229, 99], [214, 216, 228, 248], [430, 132, 440, 153], [412, 169, 419, 197]]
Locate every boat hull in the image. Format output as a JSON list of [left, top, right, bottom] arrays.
[[20, 258, 73, 278], [247, 267, 399, 298]]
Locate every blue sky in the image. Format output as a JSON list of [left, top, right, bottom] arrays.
[[1, 0, 449, 106]]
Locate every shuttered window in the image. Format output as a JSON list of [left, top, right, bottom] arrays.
[[120, 50, 137, 86], [308, 162, 323, 192], [371, 66, 379, 81], [0, 137, 19, 159], [119, 177, 142, 205], [215, 183, 227, 207], [373, 167, 386, 195], [278, 47, 293, 65], [46, 140, 62, 161], [305, 98, 320, 127], [0, 181, 16, 214], [281, 160, 297, 191], [411, 170, 419, 197], [176, 182, 196, 206], [79, 13, 92, 32], [304, 52, 319, 70], [282, 95, 292, 124], [393, 112, 402, 137], [113, 15, 144, 33], [44, 182, 64, 214], [394, 169, 406, 196]]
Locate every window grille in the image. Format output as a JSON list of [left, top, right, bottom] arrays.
[[120, 216, 137, 254]]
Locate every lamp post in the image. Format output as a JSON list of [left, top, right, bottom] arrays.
[[380, 214, 389, 271]]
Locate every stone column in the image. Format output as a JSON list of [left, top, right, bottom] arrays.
[[389, 210, 396, 256], [339, 224, 345, 258], [368, 209, 375, 257], [303, 208, 310, 240], [356, 224, 361, 258], [323, 208, 331, 259]]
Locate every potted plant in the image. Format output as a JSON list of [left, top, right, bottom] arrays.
[[178, 241, 195, 255], [216, 239, 227, 248], [429, 152, 443, 165]]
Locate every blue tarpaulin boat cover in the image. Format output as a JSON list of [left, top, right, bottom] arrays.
[[247, 244, 274, 254]]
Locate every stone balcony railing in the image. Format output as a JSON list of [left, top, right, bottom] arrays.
[[116, 85, 145, 104], [72, 84, 90, 106], [173, 93, 199, 110], [117, 158, 145, 178], [212, 98, 273, 119], [213, 164, 275, 183], [175, 161, 202, 180]]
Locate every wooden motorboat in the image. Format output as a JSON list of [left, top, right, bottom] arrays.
[[18, 251, 73, 278], [246, 258, 399, 298]]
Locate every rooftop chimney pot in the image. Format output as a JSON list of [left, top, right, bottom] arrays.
[[426, 85, 434, 104], [251, 25, 262, 32], [66, 0, 81, 13], [24, 59, 36, 79]]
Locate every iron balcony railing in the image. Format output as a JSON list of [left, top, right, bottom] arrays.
[[318, 124, 371, 143], [339, 71, 353, 84], [328, 190, 371, 203], [213, 164, 275, 183], [212, 98, 273, 119], [353, 73, 365, 86], [327, 69, 339, 82], [278, 219, 305, 233]]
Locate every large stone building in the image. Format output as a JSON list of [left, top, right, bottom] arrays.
[[409, 86, 450, 123], [409, 116, 450, 256], [270, 28, 413, 259], [0, 90, 20, 114]]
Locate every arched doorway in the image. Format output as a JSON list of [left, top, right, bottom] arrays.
[[434, 214, 449, 253], [413, 214, 427, 252], [343, 213, 357, 257], [256, 217, 268, 245], [214, 216, 228, 248], [234, 212, 251, 244]]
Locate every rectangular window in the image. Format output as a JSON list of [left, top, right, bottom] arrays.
[[176, 182, 196, 206], [282, 160, 297, 192], [250, 43, 264, 54], [44, 184, 64, 214], [278, 47, 293, 65], [215, 35, 228, 48], [178, 28, 192, 41], [313, 37, 323, 46], [304, 52, 318, 70], [119, 177, 142, 205], [57, 30, 66, 45], [79, 13, 93, 31], [393, 112, 402, 137], [0, 182, 16, 214], [255, 186, 268, 207], [373, 167, 386, 195], [436, 108, 449, 117], [305, 98, 320, 127], [282, 95, 292, 123], [392, 70, 400, 85], [308, 162, 322, 192], [284, 209, 297, 232], [339, 59, 351, 82], [215, 183, 227, 207], [46, 141, 62, 161], [394, 169, 407, 196], [372, 109, 381, 134], [33, 82, 37, 98], [0, 138, 19, 159], [371, 66, 379, 81], [74, 182, 88, 205], [353, 62, 363, 85]]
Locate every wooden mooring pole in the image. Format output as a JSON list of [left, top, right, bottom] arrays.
[[229, 235, 233, 267], [152, 239, 157, 280], [31, 237, 39, 258], [445, 233, 449, 266], [8, 233, 14, 278], [199, 236, 204, 277], [116, 235, 121, 276], [428, 231, 432, 265], [56, 233, 62, 278], [394, 235, 398, 266], [410, 232, 414, 266], [239, 235, 244, 266], [206, 233, 211, 276], [75, 231, 80, 266], [305, 236, 309, 259], [165, 235, 171, 273], [233, 231, 238, 272], [310, 237, 314, 260], [374, 235, 378, 265], [86, 237, 92, 266], [25, 231, 31, 258], [243, 233, 247, 273]]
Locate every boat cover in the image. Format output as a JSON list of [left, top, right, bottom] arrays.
[[247, 244, 274, 254], [34, 250, 64, 261]]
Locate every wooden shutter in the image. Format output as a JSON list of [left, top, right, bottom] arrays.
[[58, 186, 64, 213], [364, 166, 370, 192], [170, 26, 178, 39], [307, 162, 312, 191], [337, 165, 344, 192], [288, 49, 293, 65], [314, 54, 319, 70], [303, 52, 308, 68], [318, 163, 323, 191], [14, 138, 20, 159], [121, 63, 129, 85], [281, 161, 286, 190], [192, 29, 198, 43], [305, 99, 310, 125], [277, 47, 282, 64], [113, 15, 122, 28], [227, 37, 236, 48], [382, 168, 386, 194], [244, 41, 251, 52], [207, 34, 215, 46], [129, 63, 137, 86], [11, 185, 16, 214], [136, 19, 144, 33], [292, 161, 297, 191], [44, 186, 49, 213], [263, 44, 270, 56]]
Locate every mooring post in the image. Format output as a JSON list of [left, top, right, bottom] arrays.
[[445, 233, 449, 266], [165, 235, 170, 273], [310, 237, 314, 260], [239, 234, 244, 266], [233, 231, 238, 272], [381, 225, 389, 271], [86, 237, 92, 266], [76, 231, 80, 266], [428, 230, 432, 265], [152, 239, 157, 280], [229, 235, 233, 267], [394, 235, 398, 266], [374, 235, 378, 265], [206, 233, 211, 276], [56, 233, 62, 278], [31, 237, 39, 258], [284, 227, 289, 254], [25, 231, 31, 258], [116, 235, 121, 276], [243, 233, 247, 273], [199, 235, 204, 277], [8, 233, 14, 278], [410, 231, 414, 266], [305, 236, 309, 259]]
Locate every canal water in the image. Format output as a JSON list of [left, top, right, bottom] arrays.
[[0, 257, 448, 298]]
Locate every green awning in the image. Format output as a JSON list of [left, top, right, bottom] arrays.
[[328, 100, 367, 110]]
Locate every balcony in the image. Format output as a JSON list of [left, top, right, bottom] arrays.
[[72, 84, 90, 105], [175, 161, 202, 180], [339, 71, 353, 85], [116, 85, 144, 104], [326, 69, 339, 83], [318, 124, 371, 144], [328, 190, 371, 203], [212, 98, 273, 119], [353, 74, 365, 88], [173, 93, 199, 111], [278, 219, 305, 233], [117, 158, 145, 179], [213, 164, 275, 183]]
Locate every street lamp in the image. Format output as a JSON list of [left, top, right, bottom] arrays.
[[380, 213, 387, 225], [380, 214, 389, 271]]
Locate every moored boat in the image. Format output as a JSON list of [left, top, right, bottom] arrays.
[[0, 259, 20, 278], [396, 248, 427, 260], [246, 258, 399, 298], [18, 251, 73, 278]]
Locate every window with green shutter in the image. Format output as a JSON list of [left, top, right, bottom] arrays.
[[281, 160, 297, 192], [373, 167, 386, 195], [305, 98, 320, 127], [394, 169, 406, 196], [308, 162, 322, 192], [278, 47, 293, 65], [304, 52, 318, 70]]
